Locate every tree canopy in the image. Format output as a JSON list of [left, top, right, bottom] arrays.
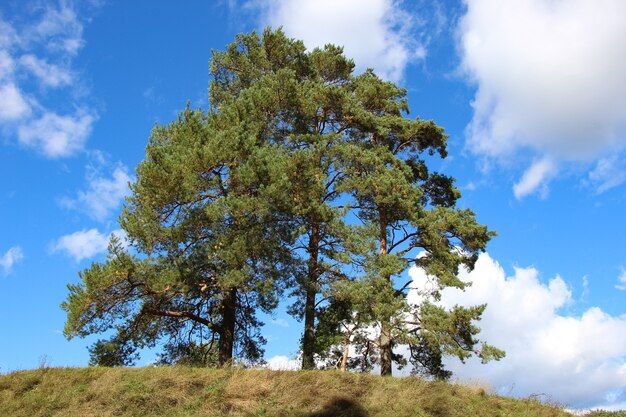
[[62, 28, 503, 376]]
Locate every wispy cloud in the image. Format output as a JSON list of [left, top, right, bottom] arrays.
[[0, 50, 14, 79], [0, 246, 24, 275], [60, 155, 132, 222], [585, 155, 626, 194], [581, 275, 589, 302], [512, 157, 557, 199], [19, 54, 73, 88], [24, 0, 85, 56], [0, 1, 98, 157]]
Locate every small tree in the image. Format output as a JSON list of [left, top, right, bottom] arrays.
[[88, 336, 138, 367]]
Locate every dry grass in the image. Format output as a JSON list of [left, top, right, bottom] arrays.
[[0, 367, 576, 417]]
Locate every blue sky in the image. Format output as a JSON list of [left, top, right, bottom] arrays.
[[0, 0, 625, 410]]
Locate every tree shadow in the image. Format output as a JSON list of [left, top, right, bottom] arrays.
[[306, 397, 369, 417]]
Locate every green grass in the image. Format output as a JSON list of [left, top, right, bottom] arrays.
[[0, 366, 593, 417]]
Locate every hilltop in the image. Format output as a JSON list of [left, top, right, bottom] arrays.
[[0, 366, 607, 417]]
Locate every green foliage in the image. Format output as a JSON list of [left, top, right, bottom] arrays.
[[62, 27, 502, 377], [88, 336, 139, 367], [64, 100, 296, 366], [155, 341, 218, 367]]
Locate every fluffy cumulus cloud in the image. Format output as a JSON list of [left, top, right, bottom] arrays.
[[60, 155, 133, 221], [0, 246, 24, 275], [52, 229, 126, 262], [0, 1, 96, 157], [410, 253, 626, 409], [458, 0, 626, 196], [252, 0, 424, 81]]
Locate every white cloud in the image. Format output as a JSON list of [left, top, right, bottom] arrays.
[[17, 111, 95, 158], [0, 83, 31, 121], [61, 160, 132, 221], [52, 228, 125, 262], [460, 0, 626, 159], [264, 355, 300, 371], [410, 253, 626, 409], [19, 54, 72, 88], [512, 157, 557, 199], [254, 0, 423, 81], [0, 246, 24, 275], [458, 0, 626, 197]]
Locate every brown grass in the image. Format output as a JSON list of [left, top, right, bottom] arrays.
[[0, 367, 576, 417]]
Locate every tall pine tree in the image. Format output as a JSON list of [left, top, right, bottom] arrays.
[[209, 30, 363, 369], [336, 70, 504, 376]]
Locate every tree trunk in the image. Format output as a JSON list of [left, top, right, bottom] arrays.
[[379, 323, 393, 376], [218, 287, 237, 367], [340, 334, 350, 372], [378, 211, 393, 376], [301, 222, 320, 370]]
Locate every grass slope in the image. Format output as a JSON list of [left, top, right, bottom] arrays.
[[0, 367, 615, 417]]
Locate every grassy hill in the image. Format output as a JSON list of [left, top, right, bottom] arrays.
[[0, 367, 620, 417]]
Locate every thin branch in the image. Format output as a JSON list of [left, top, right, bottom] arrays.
[[388, 231, 419, 253], [144, 308, 213, 329], [314, 296, 330, 308], [393, 140, 413, 155], [394, 279, 414, 297]]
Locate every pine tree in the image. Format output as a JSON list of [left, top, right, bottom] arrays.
[[63, 107, 295, 366], [209, 29, 363, 369], [336, 70, 504, 376]]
